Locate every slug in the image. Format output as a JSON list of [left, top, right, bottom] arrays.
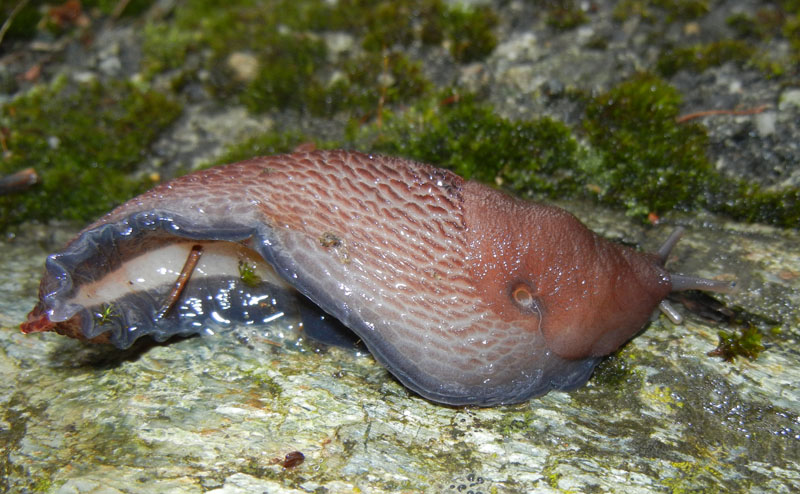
[[20, 149, 734, 405]]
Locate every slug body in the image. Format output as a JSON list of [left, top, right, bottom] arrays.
[[21, 150, 729, 405]]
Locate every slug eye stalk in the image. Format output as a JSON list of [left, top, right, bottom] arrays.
[[656, 227, 737, 324]]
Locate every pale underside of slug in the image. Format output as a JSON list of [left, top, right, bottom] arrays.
[[22, 150, 730, 405]]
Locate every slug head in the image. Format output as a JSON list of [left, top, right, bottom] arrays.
[[464, 183, 674, 360]]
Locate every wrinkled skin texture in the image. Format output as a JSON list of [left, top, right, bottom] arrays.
[[22, 150, 673, 405]]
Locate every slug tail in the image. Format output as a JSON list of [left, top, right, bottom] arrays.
[[20, 305, 54, 334]]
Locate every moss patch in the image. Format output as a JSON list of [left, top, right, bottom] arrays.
[[661, 459, 725, 494], [583, 73, 800, 225], [726, 1, 800, 65], [142, 0, 496, 116], [439, 3, 498, 62], [656, 40, 755, 77], [212, 130, 314, 167], [544, 0, 590, 30], [0, 0, 156, 44], [0, 77, 181, 230], [612, 0, 710, 23], [352, 92, 583, 195], [582, 72, 716, 217], [612, 1, 799, 77], [707, 326, 765, 362], [591, 351, 643, 389], [711, 182, 800, 228]]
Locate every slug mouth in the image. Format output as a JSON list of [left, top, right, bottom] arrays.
[[656, 227, 737, 324]]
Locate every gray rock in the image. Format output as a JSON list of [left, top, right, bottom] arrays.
[[1, 0, 798, 492], [1, 204, 798, 493]]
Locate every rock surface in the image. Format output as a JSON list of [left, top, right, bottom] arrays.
[[2, 206, 798, 493], [1, 0, 799, 492]]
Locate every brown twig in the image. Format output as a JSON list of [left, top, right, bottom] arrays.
[[156, 244, 204, 319], [439, 93, 461, 107], [676, 104, 769, 123]]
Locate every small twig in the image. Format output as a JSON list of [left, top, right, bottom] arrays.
[[676, 104, 769, 123], [156, 244, 204, 319], [439, 93, 461, 107], [0, 0, 32, 48]]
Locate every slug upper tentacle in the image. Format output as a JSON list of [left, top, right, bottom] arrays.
[[654, 226, 737, 324], [21, 150, 735, 405]]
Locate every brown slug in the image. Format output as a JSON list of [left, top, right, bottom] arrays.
[[21, 150, 734, 405]]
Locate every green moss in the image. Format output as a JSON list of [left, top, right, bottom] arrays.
[[0, 77, 181, 230], [341, 0, 430, 51], [143, 1, 317, 76], [726, 13, 766, 39], [612, 0, 709, 22], [612, 0, 654, 22], [583, 73, 715, 217], [707, 326, 765, 362], [326, 0, 496, 61], [581, 73, 799, 223], [725, 3, 799, 44], [0, 0, 156, 44], [440, 4, 498, 62], [212, 130, 313, 167], [84, 0, 156, 17], [140, 22, 196, 77], [784, 10, 800, 61], [591, 352, 643, 389], [715, 4, 800, 76], [241, 369, 283, 398], [653, 0, 710, 20], [31, 477, 54, 493], [353, 92, 582, 194], [544, 0, 589, 30], [141, 0, 497, 116], [312, 51, 430, 116], [711, 182, 800, 228], [228, 42, 429, 116], [656, 40, 755, 77], [661, 460, 724, 494], [233, 34, 329, 113]]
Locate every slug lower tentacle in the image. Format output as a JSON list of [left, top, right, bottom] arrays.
[[21, 150, 734, 405]]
